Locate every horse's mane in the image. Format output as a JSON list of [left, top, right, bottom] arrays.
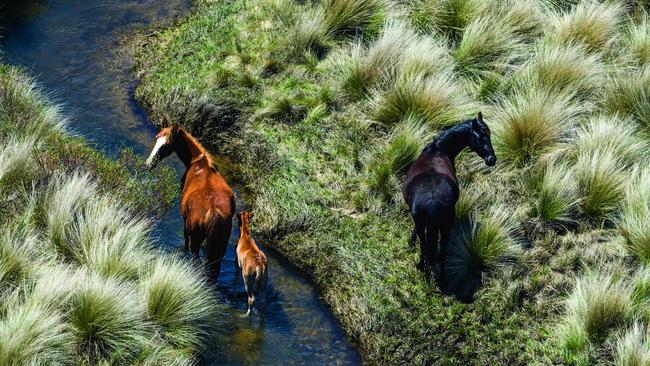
[[421, 119, 472, 154], [177, 127, 219, 171]]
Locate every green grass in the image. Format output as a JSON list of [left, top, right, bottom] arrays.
[[531, 161, 579, 229], [129, 0, 650, 363], [614, 322, 650, 366], [0, 65, 220, 364]]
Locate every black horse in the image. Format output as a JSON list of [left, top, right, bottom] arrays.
[[403, 112, 496, 286]]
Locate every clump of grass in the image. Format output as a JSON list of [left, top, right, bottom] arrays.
[[614, 322, 650, 366], [322, 0, 386, 37], [448, 205, 519, 275], [289, 8, 329, 59], [68, 272, 149, 363], [0, 137, 37, 188], [622, 13, 650, 66], [409, 0, 484, 42], [0, 224, 45, 287], [339, 22, 451, 99], [367, 116, 432, 200], [603, 67, 650, 131], [0, 65, 65, 141], [370, 71, 470, 127], [27, 265, 79, 309], [531, 161, 579, 229], [0, 301, 73, 365], [545, 0, 623, 53], [522, 43, 604, 97], [575, 149, 626, 221], [141, 258, 217, 351], [571, 115, 648, 167], [45, 174, 94, 258], [492, 87, 585, 165], [558, 271, 633, 360], [69, 196, 153, 280], [619, 168, 650, 263], [496, 0, 548, 39], [454, 16, 523, 79]]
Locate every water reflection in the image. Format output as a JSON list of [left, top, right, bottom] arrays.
[[0, 1, 360, 365]]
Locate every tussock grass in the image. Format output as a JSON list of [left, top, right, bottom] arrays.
[[531, 161, 579, 228], [575, 149, 626, 221], [492, 87, 585, 165], [604, 67, 650, 131], [370, 71, 471, 127], [322, 0, 386, 37], [559, 270, 633, 361], [545, 0, 623, 53], [453, 16, 523, 79], [620, 168, 650, 263], [0, 138, 37, 187], [69, 272, 149, 363], [367, 116, 432, 200], [522, 43, 604, 97], [615, 322, 650, 366], [448, 205, 519, 275], [141, 258, 216, 351], [339, 22, 452, 99], [290, 8, 329, 59], [622, 14, 650, 66], [408, 0, 483, 41], [571, 115, 648, 167], [0, 224, 46, 288], [0, 301, 72, 366]]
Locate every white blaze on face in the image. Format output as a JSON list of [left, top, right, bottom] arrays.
[[146, 135, 168, 167]]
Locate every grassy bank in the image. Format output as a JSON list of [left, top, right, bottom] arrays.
[[131, 0, 650, 364], [0, 64, 225, 364]]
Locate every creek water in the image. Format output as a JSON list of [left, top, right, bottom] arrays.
[[0, 1, 360, 364]]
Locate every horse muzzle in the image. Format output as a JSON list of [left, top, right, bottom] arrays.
[[485, 155, 496, 166]]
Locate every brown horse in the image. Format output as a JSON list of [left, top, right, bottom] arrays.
[[403, 112, 496, 286], [145, 123, 235, 279], [235, 211, 268, 316]]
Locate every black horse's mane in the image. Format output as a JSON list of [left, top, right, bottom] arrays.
[[422, 119, 473, 154]]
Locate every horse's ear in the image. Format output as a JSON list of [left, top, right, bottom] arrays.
[[471, 117, 480, 130], [160, 114, 169, 128], [477, 111, 483, 122]]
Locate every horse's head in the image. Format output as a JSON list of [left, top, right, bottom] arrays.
[[468, 112, 496, 167], [145, 123, 178, 170], [237, 211, 254, 234]]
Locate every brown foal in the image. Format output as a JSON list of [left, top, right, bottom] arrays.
[[236, 211, 268, 316]]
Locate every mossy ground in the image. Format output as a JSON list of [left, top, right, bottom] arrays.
[[130, 1, 650, 364]]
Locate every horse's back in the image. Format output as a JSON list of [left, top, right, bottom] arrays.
[[403, 152, 459, 213], [181, 161, 235, 226]]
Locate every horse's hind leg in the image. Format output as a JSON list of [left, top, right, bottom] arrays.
[[189, 230, 204, 262], [413, 213, 427, 270], [409, 227, 417, 249], [183, 227, 189, 252], [438, 208, 454, 287], [243, 273, 256, 316], [205, 219, 232, 280]]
